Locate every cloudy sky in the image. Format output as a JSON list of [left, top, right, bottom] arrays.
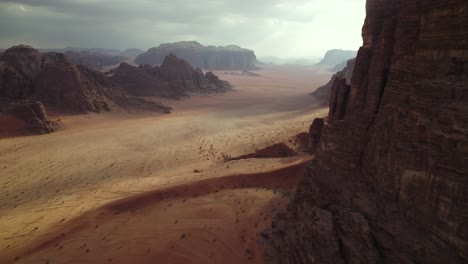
[[0, 0, 366, 58]]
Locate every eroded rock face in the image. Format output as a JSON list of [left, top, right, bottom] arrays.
[[265, 0, 468, 263], [109, 54, 232, 98], [134, 41, 257, 70]]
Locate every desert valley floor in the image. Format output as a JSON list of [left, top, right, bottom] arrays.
[[0, 65, 331, 264]]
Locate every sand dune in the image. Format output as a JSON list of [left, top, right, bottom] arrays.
[[0, 65, 331, 263], [7, 158, 308, 264]]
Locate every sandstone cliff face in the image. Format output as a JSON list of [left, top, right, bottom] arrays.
[[265, 0, 468, 263], [109, 54, 232, 98], [134, 41, 257, 70]]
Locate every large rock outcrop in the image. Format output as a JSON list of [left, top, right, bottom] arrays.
[[265, 0, 468, 263], [0, 45, 113, 113], [109, 54, 232, 98], [0, 45, 170, 115], [134, 41, 257, 70]]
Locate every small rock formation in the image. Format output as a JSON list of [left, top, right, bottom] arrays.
[[134, 41, 257, 70], [109, 54, 232, 98], [229, 143, 297, 161], [64, 50, 127, 71], [204, 72, 232, 90], [312, 58, 355, 101], [316, 49, 357, 68], [265, 0, 468, 263], [1, 100, 59, 134]]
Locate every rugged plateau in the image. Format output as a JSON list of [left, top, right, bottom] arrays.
[[135, 41, 257, 70]]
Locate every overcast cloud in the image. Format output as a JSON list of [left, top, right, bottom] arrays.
[[0, 0, 366, 57]]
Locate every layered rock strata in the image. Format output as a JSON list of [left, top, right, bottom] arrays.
[[265, 0, 468, 263]]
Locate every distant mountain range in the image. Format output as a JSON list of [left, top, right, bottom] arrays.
[[134, 41, 257, 70], [39, 47, 145, 58]]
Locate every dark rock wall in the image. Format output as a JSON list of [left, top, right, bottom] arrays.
[[265, 0, 468, 263]]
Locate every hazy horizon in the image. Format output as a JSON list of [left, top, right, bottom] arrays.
[[0, 0, 366, 58]]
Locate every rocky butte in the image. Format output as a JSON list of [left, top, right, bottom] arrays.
[[134, 41, 257, 70], [264, 0, 468, 263], [109, 53, 232, 98]]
